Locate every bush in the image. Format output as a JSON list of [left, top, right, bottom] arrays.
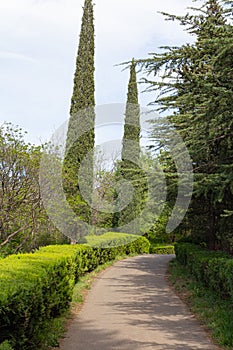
[[150, 245, 175, 254], [0, 341, 13, 350], [0, 234, 149, 349], [84, 232, 142, 247], [175, 243, 233, 300]]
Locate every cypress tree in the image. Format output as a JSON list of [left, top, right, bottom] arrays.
[[114, 59, 146, 232], [63, 0, 95, 229], [122, 59, 140, 164]]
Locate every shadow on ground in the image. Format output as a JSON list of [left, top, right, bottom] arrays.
[[60, 255, 219, 350]]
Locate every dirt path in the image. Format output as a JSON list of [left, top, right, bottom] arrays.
[[60, 255, 220, 350]]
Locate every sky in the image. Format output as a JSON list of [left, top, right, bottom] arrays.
[[0, 0, 200, 145]]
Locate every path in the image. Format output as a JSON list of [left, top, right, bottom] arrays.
[[60, 255, 220, 350]]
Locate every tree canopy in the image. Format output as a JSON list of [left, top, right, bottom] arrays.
[[137, 0, 233, 250]]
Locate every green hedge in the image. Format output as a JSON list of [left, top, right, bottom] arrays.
[[175, 243, 233, 300], [150, 245, 175, 254], [85, 231, 140, 245], [0, 234, 149, 349]]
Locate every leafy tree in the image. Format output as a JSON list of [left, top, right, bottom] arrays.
[[63, 0, 95, 231], [90, 147, 118, 230], [0, 123, 67, 256], [138, 0, 233, 249]]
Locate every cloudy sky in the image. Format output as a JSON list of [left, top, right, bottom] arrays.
[[0, 0, 200, 144]]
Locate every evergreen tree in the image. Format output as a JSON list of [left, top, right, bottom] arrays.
[[138, 0, 233, 249], [114, 60, 146, 232], [122, 59, 140, 164], [63, 0, 95, 231]]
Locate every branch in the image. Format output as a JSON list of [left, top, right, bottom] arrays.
[[0, 225, 29, 248]]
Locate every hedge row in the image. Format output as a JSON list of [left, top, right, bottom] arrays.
[[0, 233, 150, 349], [83, 232, 146, 248], [175, 243, 233, 300], [150, 245, 175, 254]]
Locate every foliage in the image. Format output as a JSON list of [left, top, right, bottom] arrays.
[[0, 123, 67, 256], [113, 60, 147, 232], [84, 231, 144, 246], [63, 0, 96, 230], [83, 232, 150, 264], [149, 244, 175, 254], [0, 234, 149, 349], [90, 147, 118, 229], [138, 0, 233, 250], [145, 207, 181, 244], [174, 242, 233, 301], [169, 259, 233, 348], [0, 341, 13, 350]]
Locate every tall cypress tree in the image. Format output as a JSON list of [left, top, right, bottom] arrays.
[[63, 0, 95, 228], [114, 59, 146, 232], [122, 59, 140, 164]]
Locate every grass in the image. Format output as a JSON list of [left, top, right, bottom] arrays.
[[38, 253, 136, 349], [168, 259, 233, 350]]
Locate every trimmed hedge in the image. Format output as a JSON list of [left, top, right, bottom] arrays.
[[0, 234, 149, 349], [175, 243, 233, 300], [84, 232, 142, 246], [150, 245, 175, 254]]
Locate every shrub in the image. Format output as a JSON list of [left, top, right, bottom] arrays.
[[0, 234, 149, 349], [0, 341, 14, 350], [150, 245, 175, 254], [175, 243, 233, 300]]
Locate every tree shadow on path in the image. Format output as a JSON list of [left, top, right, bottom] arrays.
[[60, 255, 220, 350]]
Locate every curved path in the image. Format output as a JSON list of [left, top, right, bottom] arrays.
[[60, 255, 220, 350]]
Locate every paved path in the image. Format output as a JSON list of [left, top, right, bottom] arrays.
[[60, 255, 220, 350]]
